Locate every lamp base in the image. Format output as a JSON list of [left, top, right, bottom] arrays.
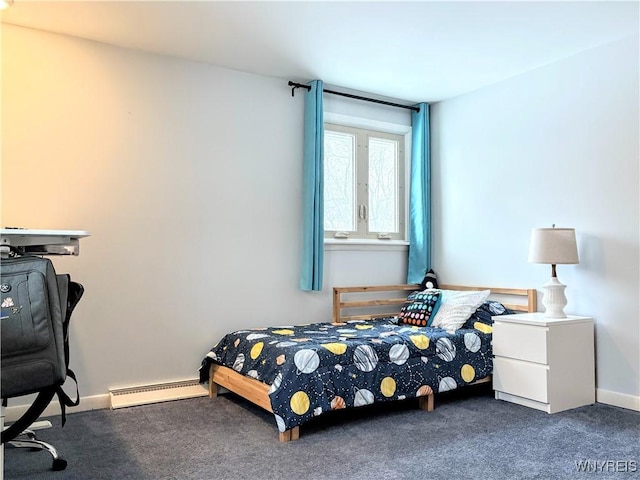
[[541, 277, 568, 318]]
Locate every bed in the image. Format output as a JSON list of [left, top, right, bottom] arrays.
[[199, 284, 537, 442]]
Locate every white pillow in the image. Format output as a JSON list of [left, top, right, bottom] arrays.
[[430, 289, 491, 333]]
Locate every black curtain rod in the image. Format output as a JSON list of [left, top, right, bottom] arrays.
[[288, 81, 420, 112]]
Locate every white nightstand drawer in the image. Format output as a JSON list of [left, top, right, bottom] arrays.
[[493, 357, 548, 403], [493, 321, 548, 364]]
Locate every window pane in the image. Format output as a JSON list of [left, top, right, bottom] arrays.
[[324, 131, 356, 231], [368, 137, 398, 233]]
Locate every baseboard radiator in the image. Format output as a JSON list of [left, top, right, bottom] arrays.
[[109, 378, 208, 409]]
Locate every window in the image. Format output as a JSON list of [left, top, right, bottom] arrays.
[[324, 123, 406, 240]]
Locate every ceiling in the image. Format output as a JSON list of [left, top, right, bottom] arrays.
[[2, 1, 638, 103]]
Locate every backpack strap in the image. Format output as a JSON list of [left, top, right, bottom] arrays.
[[53, 276, 84, 427], [56, 369, 80, 427]]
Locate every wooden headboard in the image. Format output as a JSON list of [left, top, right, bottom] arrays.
[[332, 284, 537, 323]]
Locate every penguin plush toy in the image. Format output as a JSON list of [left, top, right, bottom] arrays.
[[420, 269, 439, 290]]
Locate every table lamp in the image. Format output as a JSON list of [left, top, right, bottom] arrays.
[[528, 226, 579, 318]]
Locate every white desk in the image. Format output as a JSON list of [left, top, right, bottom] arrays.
[[0, 229, 90, 256]]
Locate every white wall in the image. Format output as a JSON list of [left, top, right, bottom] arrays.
[[4, 24, 637, 412], [431, 36, 639, 408], [0, 25, 406, 403]]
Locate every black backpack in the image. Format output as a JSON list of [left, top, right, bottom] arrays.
[[1, 255, 84, 441]]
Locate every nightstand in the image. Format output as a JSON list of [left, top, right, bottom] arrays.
[[492, 313, 595, 413]]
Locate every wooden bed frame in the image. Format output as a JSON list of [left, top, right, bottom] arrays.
[[208, 284, 537, 442]]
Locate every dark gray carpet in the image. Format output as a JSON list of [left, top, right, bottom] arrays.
[[4, 385, 639, 479]]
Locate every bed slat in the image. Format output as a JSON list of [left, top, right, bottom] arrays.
[[333, 284, 537, 323], [339, 298, 408, 309], [339, 313, 402, 322]]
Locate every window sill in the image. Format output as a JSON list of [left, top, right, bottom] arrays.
[[324, 239, 409, 251]]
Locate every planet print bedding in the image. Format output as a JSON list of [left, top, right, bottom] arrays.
[[198, 317, 492, 433]]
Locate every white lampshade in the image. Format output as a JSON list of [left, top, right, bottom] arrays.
[[528, 228, 579, 265]]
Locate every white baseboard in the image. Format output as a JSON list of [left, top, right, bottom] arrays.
[[3, 378, 210, 423], [3, 394, 110, 423], [3, 385, 635, 425], [596, 388, 640, 412]]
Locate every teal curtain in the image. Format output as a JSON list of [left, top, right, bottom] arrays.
[[407, 103, 431, 284], [300, 80, 324, 291]]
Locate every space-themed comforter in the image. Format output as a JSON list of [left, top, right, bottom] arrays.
[[198, 318, 492, 432]]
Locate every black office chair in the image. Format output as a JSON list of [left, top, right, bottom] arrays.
[[1, 275, 84, 471]]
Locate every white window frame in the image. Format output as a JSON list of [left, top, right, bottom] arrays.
[[323, 113, 411, 245]]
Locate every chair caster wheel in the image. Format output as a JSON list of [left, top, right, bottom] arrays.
[[52, 457, 68, 471]]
